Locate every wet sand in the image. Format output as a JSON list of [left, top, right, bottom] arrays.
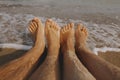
[[0, 48, 27, 66], [98, 51, 120, 68], [0, 48, 120, 68]]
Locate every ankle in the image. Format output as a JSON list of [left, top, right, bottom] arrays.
[[61, 42, 75, 53], [75, 43, 87, 51], [34, 40, 45, 48]]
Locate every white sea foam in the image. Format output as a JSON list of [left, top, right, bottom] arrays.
[[0, 43, 119, 56], [93, 47, 120, 55], [0, 43, 32, 50], [0, 12, 120, 49]]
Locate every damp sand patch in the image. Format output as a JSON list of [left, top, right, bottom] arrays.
[[98, 51, 120, 68]]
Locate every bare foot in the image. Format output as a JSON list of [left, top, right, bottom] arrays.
[[75, 23, 88, 49], [45, 19, 60, 49], [29, 19, 60, 80], [28, 17, 45, 47], [60, 23, 74, 51]]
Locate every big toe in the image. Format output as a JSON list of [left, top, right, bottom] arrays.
[[70, 22, 74, 28], [45, 19, 52, 28]]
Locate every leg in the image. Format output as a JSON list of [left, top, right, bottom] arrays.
[[29, 19, 60, 80], [60, 23, 95, 80], [0, 18, 45, 80], [75, 24, 120, 80]]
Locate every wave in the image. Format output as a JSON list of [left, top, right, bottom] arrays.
[[0, 43, 32, 50], [93, 47, 120, 55], [0, 12, 120, 48]]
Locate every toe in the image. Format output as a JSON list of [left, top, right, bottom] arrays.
[[32, 21, 38, 29], [29, 27, 34, 33], [83, 27, 86, 31], [47, 19, 53, 28], [55, 23, 58, 30], [30, 23, 35, 31], [67, 24, 70, 30], [83, 27, 87, 32], [77, 24, 81, 30], [30, 21, 34, 27], [61, 27, 64, 33], [47, 19, 52, 22], [34, 17, 40, 23], [37, 19, 42, 27], [45, 20, 51, 28], [81, 26, 85, 31], [53, 22, 56, 29], [65, 25, 68, 31], [79, 23, 84, 30], [70, 22, 74, 28], [55, 24, 59, 31], [84, 28, 88, 36], [28, 26, 33, 33], [45, 20, 51, 35], [63, 26, 66, 32], [60, 29, 63, 34], [32, 17, 38, 22]]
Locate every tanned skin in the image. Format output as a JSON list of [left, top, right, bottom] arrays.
[[29, 19, 60, 80], [75, 24, 120, 80], [0, 18, 45, 80], [60, 23, 96, 80]]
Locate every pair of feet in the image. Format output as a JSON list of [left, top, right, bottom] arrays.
[[28, 17, 88, 51]]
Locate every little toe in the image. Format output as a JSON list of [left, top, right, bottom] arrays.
[[81, 26, 85, 31]]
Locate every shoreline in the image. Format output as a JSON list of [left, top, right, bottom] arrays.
[[0, 43, 120, 54]]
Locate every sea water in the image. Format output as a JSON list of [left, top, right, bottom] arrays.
[[0, 0, 120, 54]]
